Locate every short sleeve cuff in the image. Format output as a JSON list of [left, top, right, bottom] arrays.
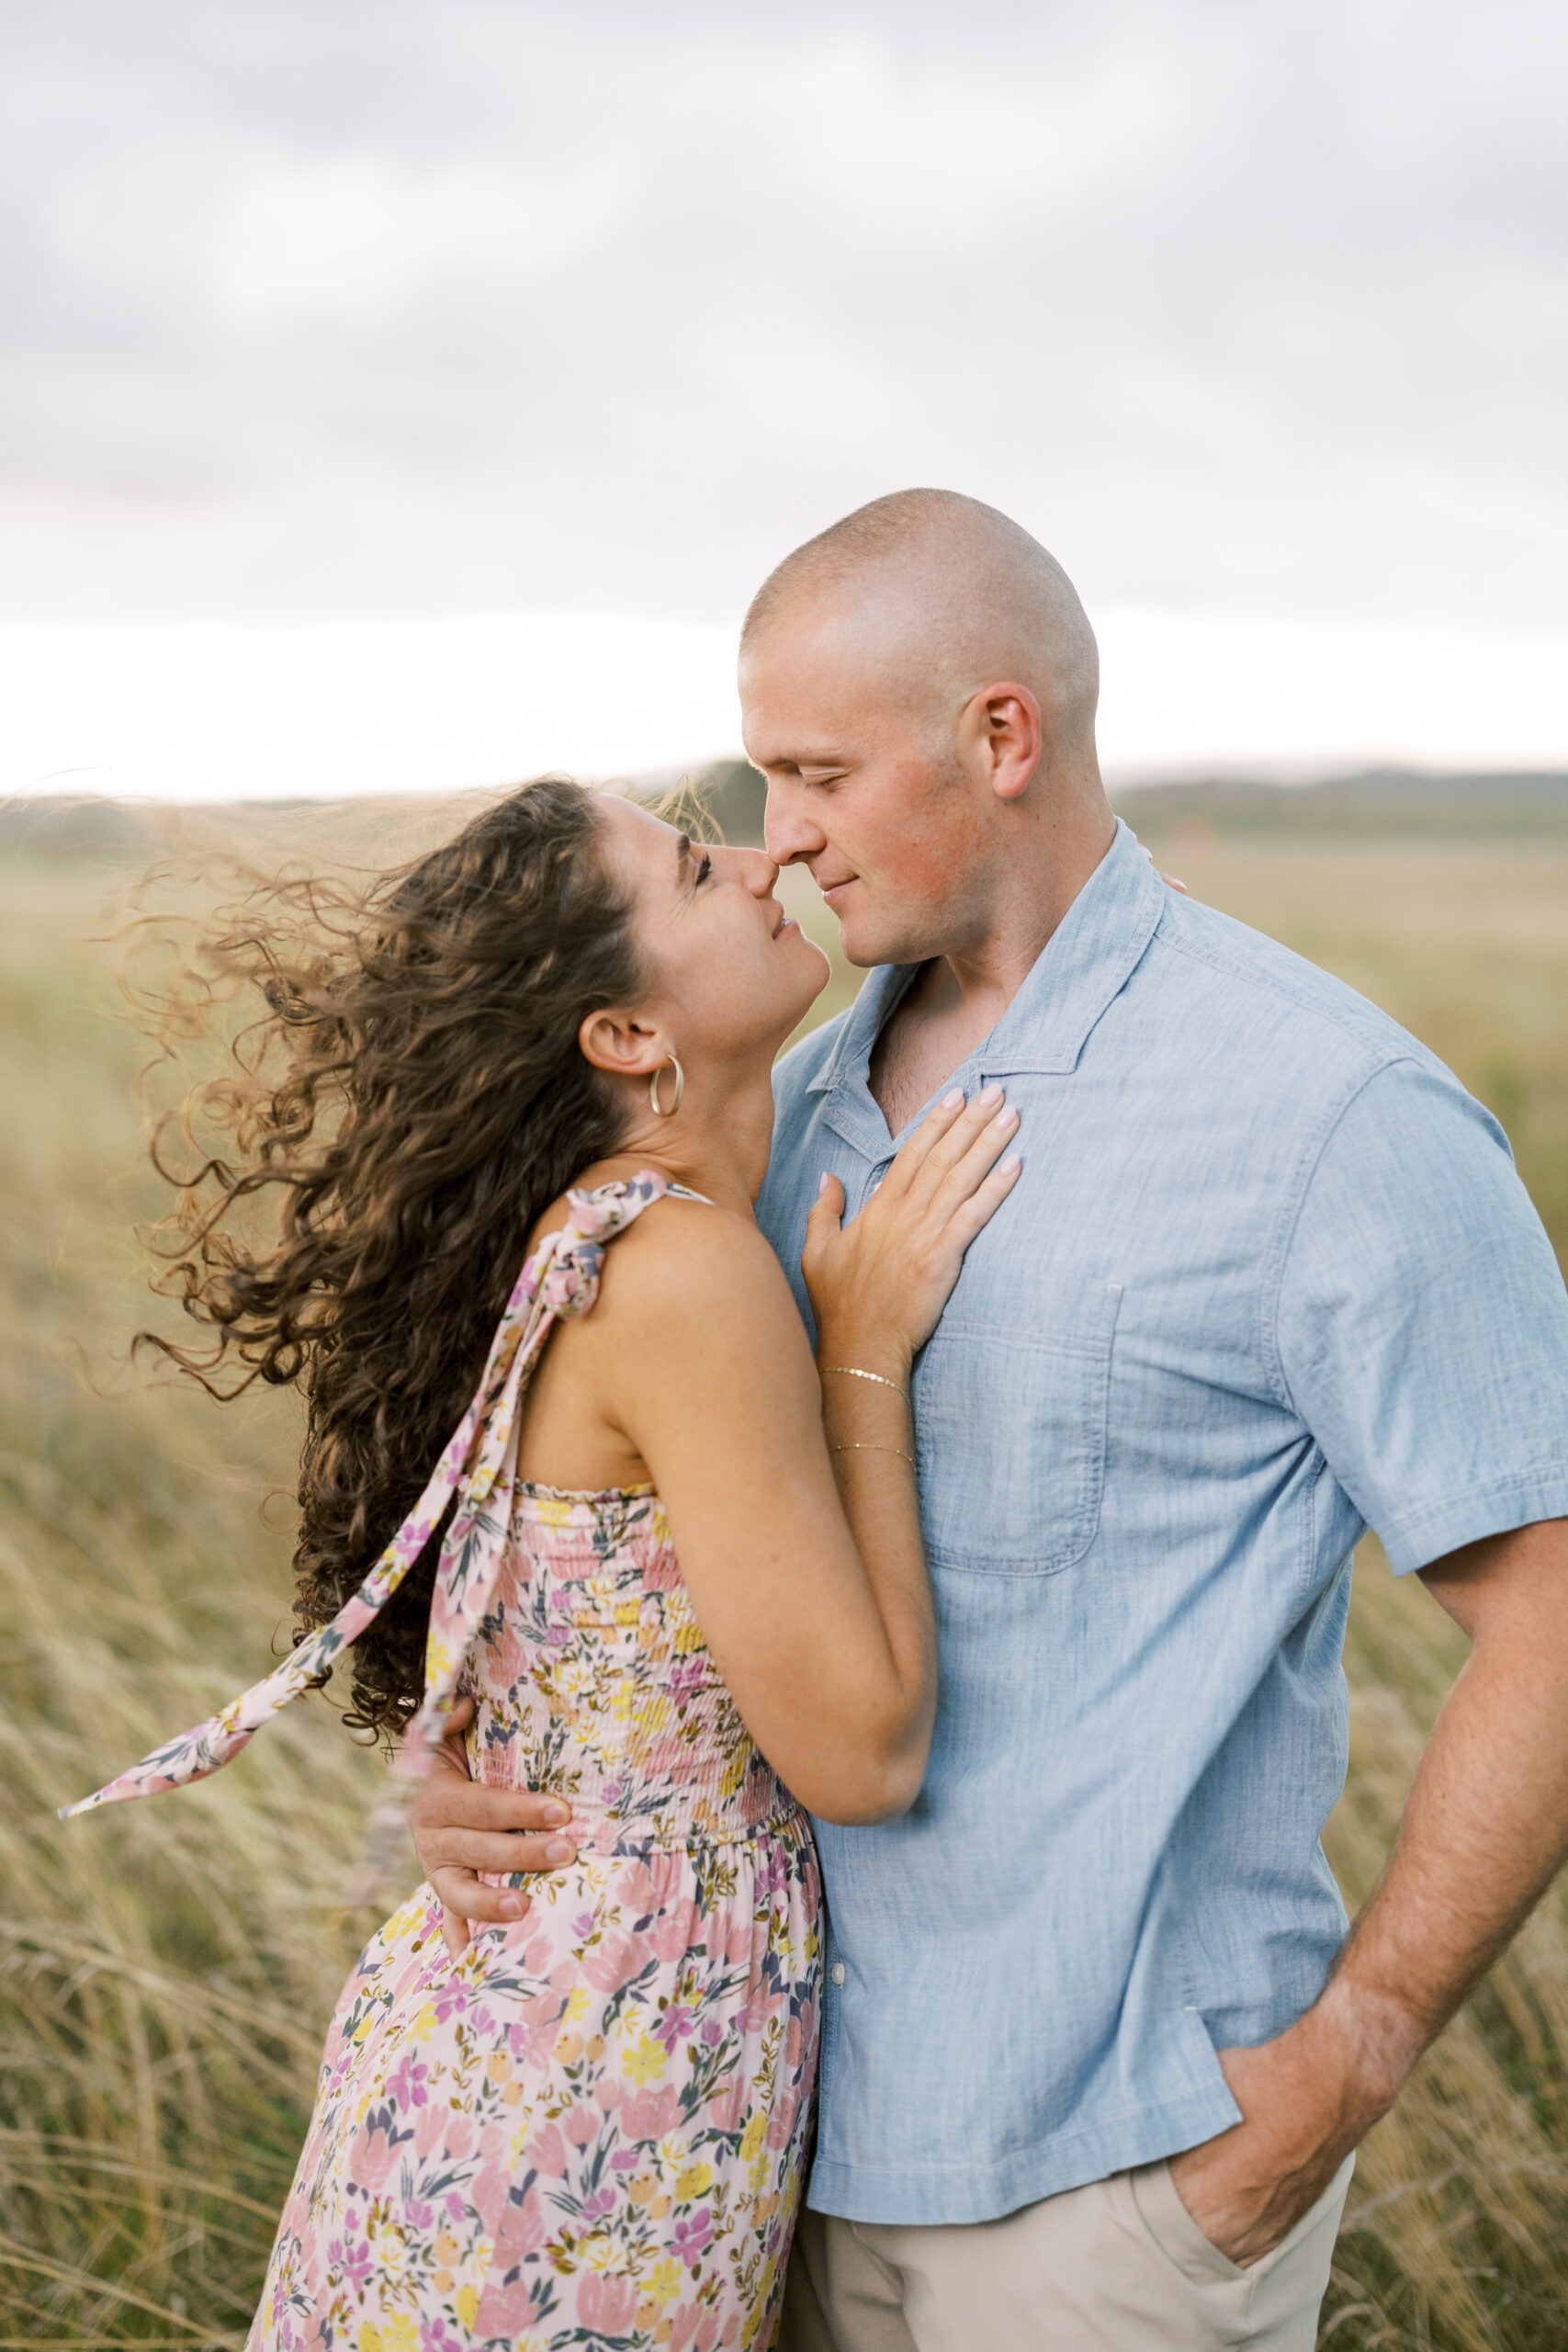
[[1379, 1471, 1568, 1576]]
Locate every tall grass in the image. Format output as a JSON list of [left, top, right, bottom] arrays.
[[0, 850, 389, 2343], [2, 821, 1566, 2346]]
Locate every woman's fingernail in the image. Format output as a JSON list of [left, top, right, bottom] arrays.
[[545, 1838, 576, 1865], [998, 1151, 1021, 1173], [500, 1894, 522, 1918], [978, 1082, 1004, 1106], [942, 1088, 964, 1108], [543, 1800, 570, 1826], [993, 1105, 1019, 1128], [818, 1170, 830, 1194]]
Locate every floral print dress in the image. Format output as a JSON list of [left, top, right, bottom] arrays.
[[64, 1177, 820, 2352], [254, 1483, 820, 2352]]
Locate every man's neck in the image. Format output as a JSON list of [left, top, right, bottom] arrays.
[[868, 801, 1117, 1136]]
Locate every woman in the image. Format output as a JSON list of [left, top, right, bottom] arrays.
[[65, 777, 1021, 2351]]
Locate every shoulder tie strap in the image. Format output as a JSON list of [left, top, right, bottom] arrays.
[[61, 1172, 704, 1830]]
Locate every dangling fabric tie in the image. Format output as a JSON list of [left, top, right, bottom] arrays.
[[60, 1175, 693, 1858]]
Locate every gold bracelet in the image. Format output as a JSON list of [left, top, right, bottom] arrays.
[[820, 1364, 912, 1406], [829, 1442, 916, 1464]]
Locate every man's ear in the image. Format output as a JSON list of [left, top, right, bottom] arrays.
[[579, 1007, 664, 1080], [974, 682, 1043, 802]]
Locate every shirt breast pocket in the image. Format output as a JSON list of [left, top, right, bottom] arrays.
[[913, 1277, 1123, 1575]]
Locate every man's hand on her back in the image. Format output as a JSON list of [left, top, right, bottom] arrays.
[[407, 1697, 578, 1959]]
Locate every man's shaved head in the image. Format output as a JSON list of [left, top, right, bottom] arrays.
[[739, 488, 1115, 974], [740, 488, 1099, 752]]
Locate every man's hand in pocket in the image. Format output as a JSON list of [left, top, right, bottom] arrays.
[[1168, 1995, 1393, 2266]]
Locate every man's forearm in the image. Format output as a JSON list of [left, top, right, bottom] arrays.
[[1322, 1520, 1568, 2108], [1169, 1522, 1568, 2266]]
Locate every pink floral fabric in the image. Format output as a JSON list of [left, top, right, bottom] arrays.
[[246, 1199, 822, 2351]]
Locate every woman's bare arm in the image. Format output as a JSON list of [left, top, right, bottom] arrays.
[[412, 1088, 1020, 1932], [589, 1091, 1019, 1820]]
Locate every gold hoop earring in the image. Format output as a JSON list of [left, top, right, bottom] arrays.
[[649, 1054, 684, 1117]]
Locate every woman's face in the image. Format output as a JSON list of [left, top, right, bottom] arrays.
[[596, 793, 830, 1069]]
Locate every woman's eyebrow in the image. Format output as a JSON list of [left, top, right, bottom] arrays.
[[675, 832, 692, 881]]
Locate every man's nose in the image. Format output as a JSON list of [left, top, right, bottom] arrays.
[[762, 782, 825, 867]]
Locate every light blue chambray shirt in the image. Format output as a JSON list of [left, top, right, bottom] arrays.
[[754, 820, 1568, 2228]]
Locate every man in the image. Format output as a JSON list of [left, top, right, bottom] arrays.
[[414, 492, 1568, 2349]]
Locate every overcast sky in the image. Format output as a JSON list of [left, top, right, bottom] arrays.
[[3, 0, 1564, 791]]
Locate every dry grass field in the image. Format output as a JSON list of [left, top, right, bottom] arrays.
[[2, 809, 1567, 2347]]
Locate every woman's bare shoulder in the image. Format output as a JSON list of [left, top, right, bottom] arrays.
[[602, 1193, 794, 1320], [523, 1182, 803, 1362]]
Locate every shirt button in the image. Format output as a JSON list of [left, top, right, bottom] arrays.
[[830, 1962, 846, 1986]]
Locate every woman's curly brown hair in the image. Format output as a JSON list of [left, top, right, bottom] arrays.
[[134, 776, 645, 1744]]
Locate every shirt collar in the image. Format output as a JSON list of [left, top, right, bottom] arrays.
[[806, 820, 1163, 1113], [969, 819, 1163, 1077]]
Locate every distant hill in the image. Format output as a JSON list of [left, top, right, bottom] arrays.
[[0, 796, 159, 860], [690, 763, 1568, 844], [1111, 770, 1568, 836], [6, 766, 1568, 861], [681, 763, 1568, 843]]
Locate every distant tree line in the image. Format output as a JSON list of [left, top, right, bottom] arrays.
[[7, 767, 1568, 862], [687, 763, 1568, 845]]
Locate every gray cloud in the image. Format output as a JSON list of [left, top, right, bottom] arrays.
[[1, 0, 1562, 633]]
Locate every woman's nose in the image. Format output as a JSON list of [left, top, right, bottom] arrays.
[[739, 847, 781, 896]]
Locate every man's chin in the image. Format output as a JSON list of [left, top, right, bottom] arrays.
[[836, 917, 928, 971], [820, 882, 937, 970]]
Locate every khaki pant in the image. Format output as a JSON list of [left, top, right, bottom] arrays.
[[777, 2154, 1353, 2352]]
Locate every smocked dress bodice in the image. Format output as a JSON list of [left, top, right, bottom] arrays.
[[470, 1484, 796, 1856]]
